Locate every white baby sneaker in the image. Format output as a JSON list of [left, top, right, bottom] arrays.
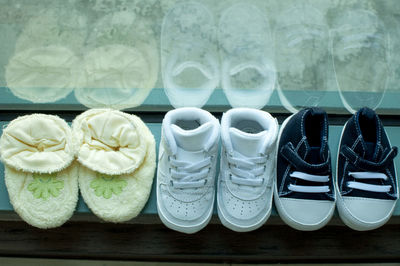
[[218, 108, 278, 232], [157, 107, 220, 234]]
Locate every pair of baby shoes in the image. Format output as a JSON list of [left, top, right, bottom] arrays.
[[0, 109, 156, 229], [275, 107, 398, 231], [157, 107, 278, 233]]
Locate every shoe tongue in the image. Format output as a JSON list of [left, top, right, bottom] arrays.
[[229, 127, 268, 157], [306, 146, 324, 164], [364, 141, 377, 160], [171, 122, 213, 151]]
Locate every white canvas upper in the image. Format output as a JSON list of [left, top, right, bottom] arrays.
[[217, 108, 278, 232], [157, 107, 220, 234]]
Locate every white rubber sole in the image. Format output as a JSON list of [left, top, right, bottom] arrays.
[[273, 113, 335, 231], [335, 121, 398, 231]]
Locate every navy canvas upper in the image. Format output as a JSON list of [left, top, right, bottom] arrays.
[[337, 107, 398, 200], [276, 108, 334, 201]]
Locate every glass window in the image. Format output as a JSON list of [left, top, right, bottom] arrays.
[[1, 0, 399, 114]]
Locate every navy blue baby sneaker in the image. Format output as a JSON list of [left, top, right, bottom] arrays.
[[274, 108, 335, 231], [336, 107, 398, 231]]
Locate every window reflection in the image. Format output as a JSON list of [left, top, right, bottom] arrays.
[[219, 2, 275, 109], [331, 9, 389, 113], [0, 0, 399, 113], [5, 7, 86, 103], [161, 1, 219, 108], [75, 10, 158, 109], [274, 4, 330, 113]]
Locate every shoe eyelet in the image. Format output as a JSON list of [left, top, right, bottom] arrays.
[[204, 179, 208, 185], [170, 180, 174, 187]]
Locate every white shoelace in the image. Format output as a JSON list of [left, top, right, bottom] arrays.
[[288, 171, 330, 193], [227, 154, 267, 186], [347, 171, 391, 193], [169, 155, 212, 189]]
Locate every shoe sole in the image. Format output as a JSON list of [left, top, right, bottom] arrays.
[[335, 121, 398, 231], [273, 113, 335, 231]]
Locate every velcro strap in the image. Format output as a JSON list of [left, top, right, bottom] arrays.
[[280, 143, 330, 175], [340, 145, 398, 172]]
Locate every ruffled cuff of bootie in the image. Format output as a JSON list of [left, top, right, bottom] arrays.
[[0, 114, 76, 173], [72, 108, 149, 176]]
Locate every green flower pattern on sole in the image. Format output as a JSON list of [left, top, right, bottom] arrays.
[[28, 173, 64, 200], [90, 174, 127, 199]]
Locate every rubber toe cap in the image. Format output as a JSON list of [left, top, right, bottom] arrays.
[[340, 197, 396, 230], [279, 198, 335, 230]]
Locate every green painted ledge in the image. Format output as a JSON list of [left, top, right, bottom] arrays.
[[1, 87, 400, 114], [0, 121, 400, 222]]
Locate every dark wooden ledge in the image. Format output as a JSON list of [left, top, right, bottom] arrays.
[[0, 219, 399, 263]]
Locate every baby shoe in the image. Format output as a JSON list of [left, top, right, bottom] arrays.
[[157, 108, 220, 233], [275, 108, 335, 231], [0, 114, 78, 229], [218, 108, 278, 232], [219, 3, 276, 109], [336, 107, 398, 230], [72, 109, 156, 222], [161, 2, 219, 108]]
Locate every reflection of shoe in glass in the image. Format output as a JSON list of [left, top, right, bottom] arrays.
[[337, 107, 398, 231], [331, 9, 389, 113], [5, 7, 87, 103], [275, 108, 335, 231], [157, 108, 220, 234], [161, 2, 219, 108], [274, 5, 330, 113], [76, 44, 157, 109], [218, 108, 278, 232], [5, 46, 80, 103], [75, 11, 158, 110], [219, 3, 275, 109]]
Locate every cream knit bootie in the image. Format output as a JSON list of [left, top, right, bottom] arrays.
[[0, 114, 78, 229], [72, 109, 156, 222]]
